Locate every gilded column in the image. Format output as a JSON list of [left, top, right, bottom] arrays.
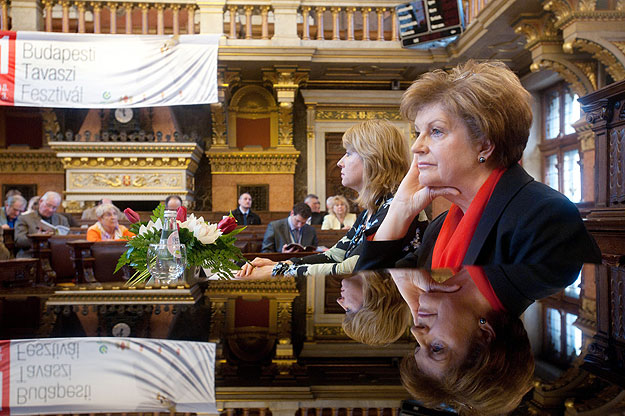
[[0, 0, 9, 30], [391, 8, 398, 41], [156, 3, 165, 35], [228, 6, 237, 39], [376, 7, 386, 41], [186, 5, 195, 34], [124, 2, 132, 33], [139, 3, 148, 34], [263, 68, 309, 147], [76, 1, 86, 33], [331, 7, 340, 40], [91, 1, 102, 33], [107, 2, 117, 34], [315, 7, 325, 40], [346, 7, 355, 41], [43, 0, 54, 31], [301, 6, 311, 40], [171, 4, 180, 35], [60, 0, 70, 33], [362, 7, 371, 41], [244, 5, 253, 39], [260, 6, 270, 40]]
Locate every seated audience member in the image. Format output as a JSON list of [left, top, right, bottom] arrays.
[[356, 60, 601, 272], [86, 203, 135, 242], [82, 198, 125, 221], [261, 202, 317, 253], [237, 119, 428, 279], [14, 191, 69, 258], [322, 195, 356, 230], [231, 192, 261, 225], [304, 194, 324, 225], [1, 195, 27, 229], [340, 271, 411, 346], [59, 211, 79, 227], [165, 195, 183, 210], [24, 196, 40, 215]]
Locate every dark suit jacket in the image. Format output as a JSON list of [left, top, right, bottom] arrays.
[[309, 212, 324, 225], [356, 164, 601, 311], [15, 211, 70, 258], [261, 217, 318, 253], [231, 208, 261, 225]]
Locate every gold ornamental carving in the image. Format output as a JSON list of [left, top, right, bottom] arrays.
[[41, 109, 60, 145], [0, 150, 63, 173], [70, 172, 182, 189], [210, 103, 227, 146], [544, 0, 625, 28], [278, 103, 293, 146], [531, 59, 590, 97], [205, 276, 297, 294], [315, 109, 402, 121], [46, 283, 201, 306], [60, 156, 196, 170], [314, 325, 346, 338], [566, 38, 625, 82], [514, 14, 560, 49], [572, 60, 598, 90], [207, 152, 300, 174]]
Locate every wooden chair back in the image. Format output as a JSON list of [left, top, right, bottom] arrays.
[[0, 258, 38, 288]]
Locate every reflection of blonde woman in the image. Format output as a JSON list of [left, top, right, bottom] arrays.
[[322, 195, 357, 230]]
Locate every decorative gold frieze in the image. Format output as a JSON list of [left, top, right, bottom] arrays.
[[69, 172, 183, 189], [278, 103, 294, 146], [613, 41, 625, 55], [60, 156, 196, 170], [314, 325, 346, 338], [50, 143, 202, 154], [544, 0, 625, 28], [0, 150, 63, 173], [315, 109, 402, 121], [573, 60, 598, 90], [46, 283, 201, 305], [514, 14, 560, 49], [566, 38, 625, 82], [206, 151, 300, 174], [531, 59, 590, 97], [206, 277, 297, 294]]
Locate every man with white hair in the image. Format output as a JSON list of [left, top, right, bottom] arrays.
[[15, 191, 69, 258], [0, 194, 27, 229]]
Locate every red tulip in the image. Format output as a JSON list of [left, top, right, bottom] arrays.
[[124, 208, 141, 223], [176, 206, 187, 222], [218, 216, 237, 234]]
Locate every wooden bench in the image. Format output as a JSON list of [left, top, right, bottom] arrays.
[[29, 233, 87, 284], [66, 240, 129, 283], [0, 258, 38, 288]]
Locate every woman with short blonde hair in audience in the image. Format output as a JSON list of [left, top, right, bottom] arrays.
[[237, 119, 428, 279], [322, 195, 357, 230], [86, 203, 135, 242]]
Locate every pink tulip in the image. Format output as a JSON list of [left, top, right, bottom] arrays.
[[124, 208, 141, 223], [218, 216, 237, 234], [176, 206, 187, 222]]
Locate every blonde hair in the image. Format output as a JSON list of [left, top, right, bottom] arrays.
[[327, 195, 351, 217], [400, 60, 532, 168], [342, 271, 412, 346], [342, 119, 410, 212]]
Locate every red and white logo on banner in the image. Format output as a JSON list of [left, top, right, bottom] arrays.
[[0, 31, 16, 106]]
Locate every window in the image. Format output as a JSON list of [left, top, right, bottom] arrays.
[[540, 271, 584, 367], [540, 83, 582, 203]]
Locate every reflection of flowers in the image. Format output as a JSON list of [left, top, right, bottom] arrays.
[[116, 204, 246, 284]]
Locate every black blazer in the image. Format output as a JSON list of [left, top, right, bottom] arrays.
[[356, 164, 601, 282], [231, 207, 261, 225], [261, 217, 318, 253]]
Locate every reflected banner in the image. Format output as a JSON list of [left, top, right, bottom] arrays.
[[0, 337, 217, 415], [0, 31, 219, 108]]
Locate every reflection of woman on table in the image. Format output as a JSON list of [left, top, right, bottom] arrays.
[[86, 203, 135, 242], [237, 119, 427, 279], [321, 195, 357, 230]]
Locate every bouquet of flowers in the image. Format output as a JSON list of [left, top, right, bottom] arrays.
[[115, 203, 246, 285]]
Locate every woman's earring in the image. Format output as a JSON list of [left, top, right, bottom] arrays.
[[478, 156, 486, 164], [479, 318, 486, 325]]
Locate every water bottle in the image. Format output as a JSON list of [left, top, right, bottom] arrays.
[[160, 210, 181, 258]]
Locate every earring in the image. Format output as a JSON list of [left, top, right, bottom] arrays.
[[478, 156, 486, 164], [479, 318, 486, 325]]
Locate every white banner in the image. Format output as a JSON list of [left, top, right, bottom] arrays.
[[0, 31, 219, 108], [0, 338, 217, 415]]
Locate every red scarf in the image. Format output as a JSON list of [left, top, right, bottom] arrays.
[[432, 168, 505, 268]]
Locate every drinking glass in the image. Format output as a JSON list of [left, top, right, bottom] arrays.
[[147, 243, 187, 284]]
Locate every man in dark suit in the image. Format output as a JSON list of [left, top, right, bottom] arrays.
[[261, 202, 318, 253], [231, 192, 261, 225], [304, 194, 324, 225]]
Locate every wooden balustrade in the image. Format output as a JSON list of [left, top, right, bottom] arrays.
[[298, 6, 397, 42], [41, 0, 198, 35]]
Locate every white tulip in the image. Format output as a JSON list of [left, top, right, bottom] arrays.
[[193, 222, 222, 245]]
